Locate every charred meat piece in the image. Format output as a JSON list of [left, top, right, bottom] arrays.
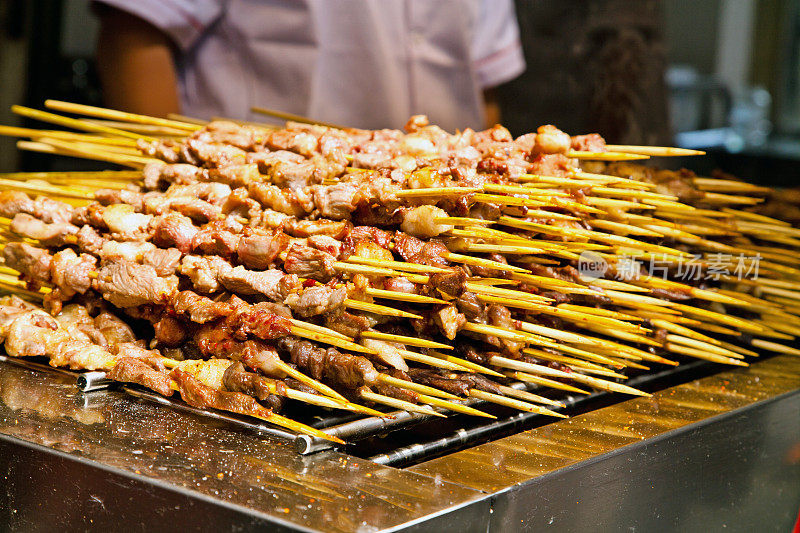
[[424, 269, 467, 300], [278, 336, 379, 390], [222, 361, 287, 412], [171, 369, 276, 417], [193, 325, 287, 376], [172, 290, 234, 323], [109, 357, 174, 397]]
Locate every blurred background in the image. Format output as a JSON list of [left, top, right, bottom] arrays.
[[0, 0, 797, 183]]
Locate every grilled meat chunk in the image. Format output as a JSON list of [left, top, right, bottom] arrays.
[[94, 261, 178, 308], [109, 357, 174, 397], [283, 243, 337, 281], [222, 361, 287, 412], [3, 242, 52, 285], [285, 285, 347, 317]]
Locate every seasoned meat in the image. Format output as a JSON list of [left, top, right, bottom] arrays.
[[312, 183, 360, 219], [142, 247, 182, 276], [109, 357, 174, 397], [283, 244, 337, 281], [0, 191, 72, 223], [455, 292, 487, 322], [348, 226, 393, 248], [307, 235, 343, 258], [171, 369, 276, 417], [5, 311, 115, 370], [151, 212, 198, 253], [408, 241, 449, 266], [406, 368, 472, 396], [3, 242, 52, 285], [247, 150, 305, 173], [50, 249, 96, 297], [186, 138, 248, 168], [93, 188, 146, 210], [248, 183, 314, 217], [210, 163, 260, 188], [219, 267, 296, 300], [172, 291, 233, 323], [154, 316, 188, 347], [383, 276, 418, 294], [75, 225, 105, 254], [94, 261, 178, 308], [425, 269, 467, 299], [10, 213, 78, 245], [236, 230, 289, 270], [224, 300, 292, 340], [285, 285, 347, 317], [191, 223, 240, 257], [143, 161, 206, 189], [571, 133, 606, 152], [324, 310, 371, 338], [178, 255, 231, 294], [222, 361, 287, 412], [94, 311, 137, 345], [194, 326, 286, 376], [278, 336, 379, 389]]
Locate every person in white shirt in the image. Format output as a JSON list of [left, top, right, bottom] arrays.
[[93, 0, 525, 131]]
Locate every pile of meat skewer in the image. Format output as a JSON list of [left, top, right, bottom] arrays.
[[0, 101, 798, 443]]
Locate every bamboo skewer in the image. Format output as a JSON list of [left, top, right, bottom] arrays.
[[44, 99, 202, 132], [11, 105, 156, 142]]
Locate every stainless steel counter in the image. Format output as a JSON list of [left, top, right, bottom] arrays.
[[1, 355, 798, 532]]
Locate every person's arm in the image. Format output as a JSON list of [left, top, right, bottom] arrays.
[[482, 88, 501, 128], [96, 7, 181, 117]]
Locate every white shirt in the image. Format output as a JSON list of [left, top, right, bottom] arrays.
[[94, 0, 525, 131]]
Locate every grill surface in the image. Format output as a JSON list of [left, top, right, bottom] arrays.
[[0, 354, 798, 531]]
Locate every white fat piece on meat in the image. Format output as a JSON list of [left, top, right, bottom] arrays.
[[400, 205, 454, 239], [177, 358, 232, 390], [102, 204, 152, 235], [360, 338, 409, 372]]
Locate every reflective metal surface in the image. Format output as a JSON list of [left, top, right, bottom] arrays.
[[0, 356, 798, 531], [0, 363, 488, 532], [410, 355, 800, 531]]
